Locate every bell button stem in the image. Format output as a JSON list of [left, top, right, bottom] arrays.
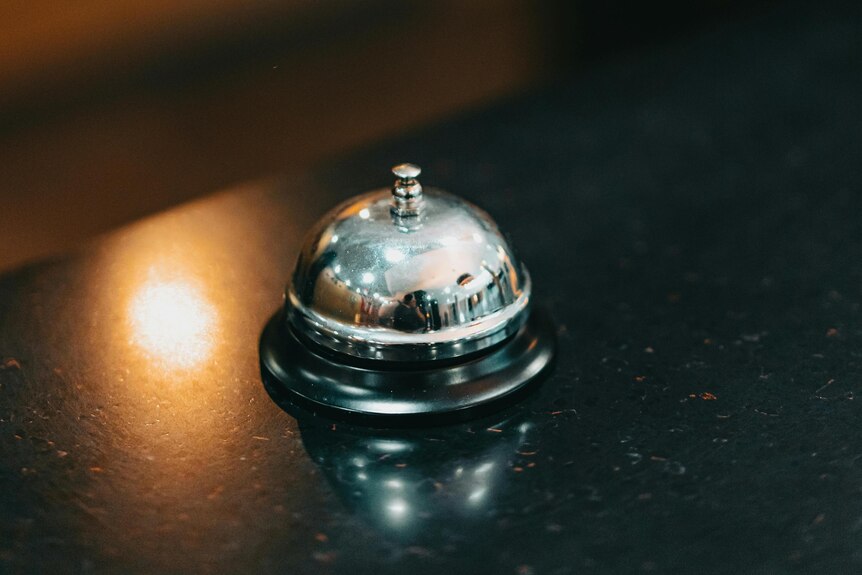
[[391, 163, 425, 219]]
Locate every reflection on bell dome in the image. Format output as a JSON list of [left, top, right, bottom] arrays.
[[287, 183, 531, 361]]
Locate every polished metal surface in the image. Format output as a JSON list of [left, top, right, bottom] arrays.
[[287, 164, 531, 361], [391, 163, 421, 180], [390, 162, 425, 218]]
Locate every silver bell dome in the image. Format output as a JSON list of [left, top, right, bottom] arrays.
[[286, 164, 531, 362]]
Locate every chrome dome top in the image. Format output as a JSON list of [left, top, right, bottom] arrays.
[[286, 164, 531, 362]]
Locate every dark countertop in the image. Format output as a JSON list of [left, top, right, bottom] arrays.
[[1, 1, 861, 573]]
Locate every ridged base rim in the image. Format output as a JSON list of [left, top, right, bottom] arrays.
[[286, 273, 531, 363]]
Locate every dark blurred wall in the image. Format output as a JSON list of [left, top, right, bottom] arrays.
[[0, 0, 771, 270], [0, 0, 565, 270]]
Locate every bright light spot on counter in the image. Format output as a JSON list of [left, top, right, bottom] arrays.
[[362, 272, 375, 284], [359, 208, 370, 219], [129, 280, 216, 369]]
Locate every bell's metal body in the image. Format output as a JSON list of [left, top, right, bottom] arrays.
[[261, 164, 553, 423], [287, 165, 530, 362]]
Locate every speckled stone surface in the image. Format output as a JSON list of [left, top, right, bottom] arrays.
[[1, 1, 861, 573]]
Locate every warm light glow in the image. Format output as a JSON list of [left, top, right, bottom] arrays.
[[128, 279, 217, 369]]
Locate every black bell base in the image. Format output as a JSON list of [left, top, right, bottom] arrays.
[[259, 308, 556, 426]]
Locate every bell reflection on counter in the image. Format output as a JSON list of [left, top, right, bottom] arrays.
[[260, 163, 555, 423], [294, 408, 537, 541]]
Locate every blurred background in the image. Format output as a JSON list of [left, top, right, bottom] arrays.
[[0, 0, 769, 271]]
